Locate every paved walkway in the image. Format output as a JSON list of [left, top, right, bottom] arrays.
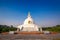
[[0, 33, 60, 40]]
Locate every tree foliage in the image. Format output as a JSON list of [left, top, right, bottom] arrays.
[[42, 25, 60, 32], [0, 25, 17, 33]]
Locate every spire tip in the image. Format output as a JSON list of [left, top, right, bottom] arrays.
[[28, 11, 31, 17]]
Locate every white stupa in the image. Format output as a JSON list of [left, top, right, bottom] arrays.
[[17, 12, 42, 32]]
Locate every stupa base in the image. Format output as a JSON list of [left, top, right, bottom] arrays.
[[14, 31, 44, 34]]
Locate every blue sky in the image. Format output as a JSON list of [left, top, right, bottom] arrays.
[[0, 0, 60, 27]]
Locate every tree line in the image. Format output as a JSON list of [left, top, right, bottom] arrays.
[[0, 25, 17, 33], [0, 25, 60, 33], [42, 25, 60, 33]]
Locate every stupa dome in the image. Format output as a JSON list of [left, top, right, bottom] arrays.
[[24, 12, 34, 24]]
